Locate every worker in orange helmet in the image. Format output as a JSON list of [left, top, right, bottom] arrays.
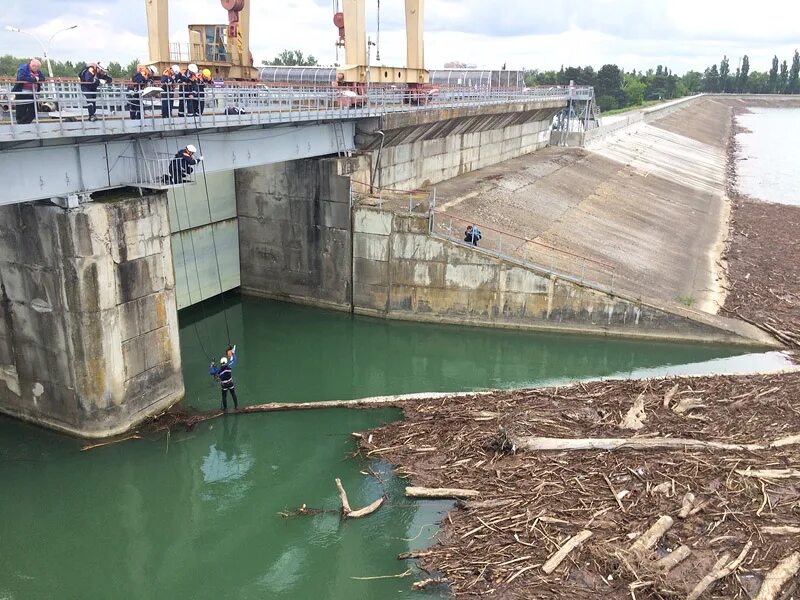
[[197, 67, 213, 115]]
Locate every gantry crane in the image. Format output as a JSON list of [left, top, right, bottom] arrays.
[[144, 0, 255, 79], [334, 0, 429, 87]]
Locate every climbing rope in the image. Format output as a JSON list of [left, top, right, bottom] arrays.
[[191, 112, 232, 345]]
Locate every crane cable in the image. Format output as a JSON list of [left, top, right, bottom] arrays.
[[191, 110, 232, 345]]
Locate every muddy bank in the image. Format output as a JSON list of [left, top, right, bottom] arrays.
[[361, 372, 800, 598]]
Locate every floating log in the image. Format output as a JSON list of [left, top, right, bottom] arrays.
[[509, 435, 766, 453], [687, 542, 752, 600], [754, 552, 800, 600], [406, 486, 480, 499], [629, 516, 674, 556], [335, 478, 384, 519], [413, 577, 448, 590], [541, 530, 593, 575]]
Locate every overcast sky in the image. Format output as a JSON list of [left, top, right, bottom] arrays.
[[2, 0, 798, 74]]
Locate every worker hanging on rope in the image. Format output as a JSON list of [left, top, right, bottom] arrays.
[[167, 144, 202, 185], [209, 344, 238, 412]]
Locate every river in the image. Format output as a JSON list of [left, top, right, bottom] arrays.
[[0, 296, 791, 599], [736, 107, 800, 205]]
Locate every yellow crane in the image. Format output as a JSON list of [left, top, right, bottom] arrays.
[[334, 0, 429, 87], [144, 0, 255, 79]]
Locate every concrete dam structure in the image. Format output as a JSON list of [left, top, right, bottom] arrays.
[[0, 92, 776, 437]]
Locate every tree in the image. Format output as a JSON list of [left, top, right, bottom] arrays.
[[719, 55, 730, 92], [623, 72, 646, 106], [596, 64, 624, 105], [789, 49, 800, 94], [262, 50, 318, 66], [769, 55, 779, 93], [779, 60, 789, 93], [682, 70, 703, 94], [738, 55, 749, 92], [703, 64, 720, 93]]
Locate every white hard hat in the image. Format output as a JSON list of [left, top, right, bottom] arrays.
[[188, 63, 199, 74], [220, 357, 228, 365], [96, 61, 105, 70], [171, 64, 180, 73], [186, 144, 197, 154], [148, 65, 158, 75]]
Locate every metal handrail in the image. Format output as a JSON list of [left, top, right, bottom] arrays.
[[0, 82, 595, 142], [430, 208, 616, 291]]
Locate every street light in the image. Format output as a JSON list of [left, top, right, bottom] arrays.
[[5, 24, 78, 79]]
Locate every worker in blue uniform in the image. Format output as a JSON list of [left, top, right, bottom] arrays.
[[128, 64, 154, 120], [167, 144, 202, 184], [79, 62, 112, 121], [12, 59, 45, 124], [210, 344, 238, 411], [160, 64, 180, 118]]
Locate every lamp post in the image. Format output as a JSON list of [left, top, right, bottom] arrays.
[[5, 24, 78, 79]]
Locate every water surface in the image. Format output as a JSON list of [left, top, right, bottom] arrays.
[[0, 296, 790, 599], [736, 107, 800, 205]]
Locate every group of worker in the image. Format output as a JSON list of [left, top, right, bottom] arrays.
[[128, 62, 214, 120]]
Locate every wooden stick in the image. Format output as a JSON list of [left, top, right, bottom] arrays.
[[687, 542, 752, 600], [80, 433, 142, 451], [754, 552, 800, 600], [771, 434, 800, 448], [351, 569, 411, 580], [510, 435, 766, 452], [655, 545, 692, 573], [629, 516, 674, 556], [541, 530, 593, 575], [335, 478, 352, 514], [406, 486, 480, 499], [736, 468, 800, 479], [412, 577, 448, 590], [347, 497, 385, 518], [678, 493, 696, 518], [761, 526, 800, 535]]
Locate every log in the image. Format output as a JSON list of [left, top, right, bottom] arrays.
[[347, 497, 384, 518], [736, 469, 800, 479], [629, 516, 674, 556], [413, 577, 448, 590], [509, 435, 766, 453], [655, 545, 692, 573], [406, 486, 480, 499], [687, 542, 752, 600], [678, 493, 696, 518], [761, 526, 800, 535], [620, 393, 646, 430], [771, 434, 800, 448], [754, 552, 800, 600], [541, 530, 593, 575], [335, 478, 353, 514]]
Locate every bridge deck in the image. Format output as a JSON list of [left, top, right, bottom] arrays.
[[0, 83, 592, 143]]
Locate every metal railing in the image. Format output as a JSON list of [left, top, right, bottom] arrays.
[[120, 153, 198, 188], [430, 209, 616, 291], [0, 81, 594, 141]]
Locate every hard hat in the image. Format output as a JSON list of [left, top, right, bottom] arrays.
[[171, 64, 180, 73], [202, 68, 212, 79], [148, 65, 158, 75], [186, 144, 197, 154], [96, 61, 105, 70], [220, 357, 228, 365], [188, 63, 199, 74]]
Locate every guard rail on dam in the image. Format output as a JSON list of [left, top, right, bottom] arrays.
[[0, 82, 594, 142]]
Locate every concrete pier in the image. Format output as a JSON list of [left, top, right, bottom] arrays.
[[0, 195, 183, 437]]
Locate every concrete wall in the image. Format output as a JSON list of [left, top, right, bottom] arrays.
[[351, 207, 770, 345], [167, 171, 240, 309], [0, 195, 183, 437], [236, 158, 353, 310], [354, 106, 561, 192]]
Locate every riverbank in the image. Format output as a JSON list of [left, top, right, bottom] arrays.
[[361, 371, 800, 598]]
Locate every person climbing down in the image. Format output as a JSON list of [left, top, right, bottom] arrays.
[[464, 224, 482, 246], [167, 144, 202, 184], [209, 347, 238, 412]]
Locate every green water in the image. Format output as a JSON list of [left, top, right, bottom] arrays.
[[0, 296, 789, 599]]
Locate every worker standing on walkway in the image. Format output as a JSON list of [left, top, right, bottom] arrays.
[[177, 64, 200, 117], [167, 144, 202, 184], [198, 68, 212, 115], [210, 345, 239, 411], [160, 65, 180, 119], [79, 62, 112, 121], [128, 64, 153, 120], [12, 59, 45, 125]]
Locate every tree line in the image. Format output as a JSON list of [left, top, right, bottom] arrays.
[[0, 55, 141, 79], [527, 50, 800, 112]]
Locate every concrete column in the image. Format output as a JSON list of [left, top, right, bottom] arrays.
[[0, 194, 184, 438]]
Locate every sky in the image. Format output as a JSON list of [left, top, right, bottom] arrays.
[[1, 0, 798, 74]]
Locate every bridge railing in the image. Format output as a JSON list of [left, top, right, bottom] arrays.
[[430, 209, 616, 292], [0, 82, 594, 141]]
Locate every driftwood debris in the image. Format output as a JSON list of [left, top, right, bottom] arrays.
[[761, 526, 800, 535], [541, 530, 593, 575], [619, 393, 646, 430], [687, 542, 752, 600], [412, 577, 449, 590], [335, 478, 384, 519], [509, 435, 767, 453], [754, 552, 800, 600], [736, 468, 800, 479], [655, 545, 692, 573], [629, 516, 674, 556], [406, 486, 480, 499]]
